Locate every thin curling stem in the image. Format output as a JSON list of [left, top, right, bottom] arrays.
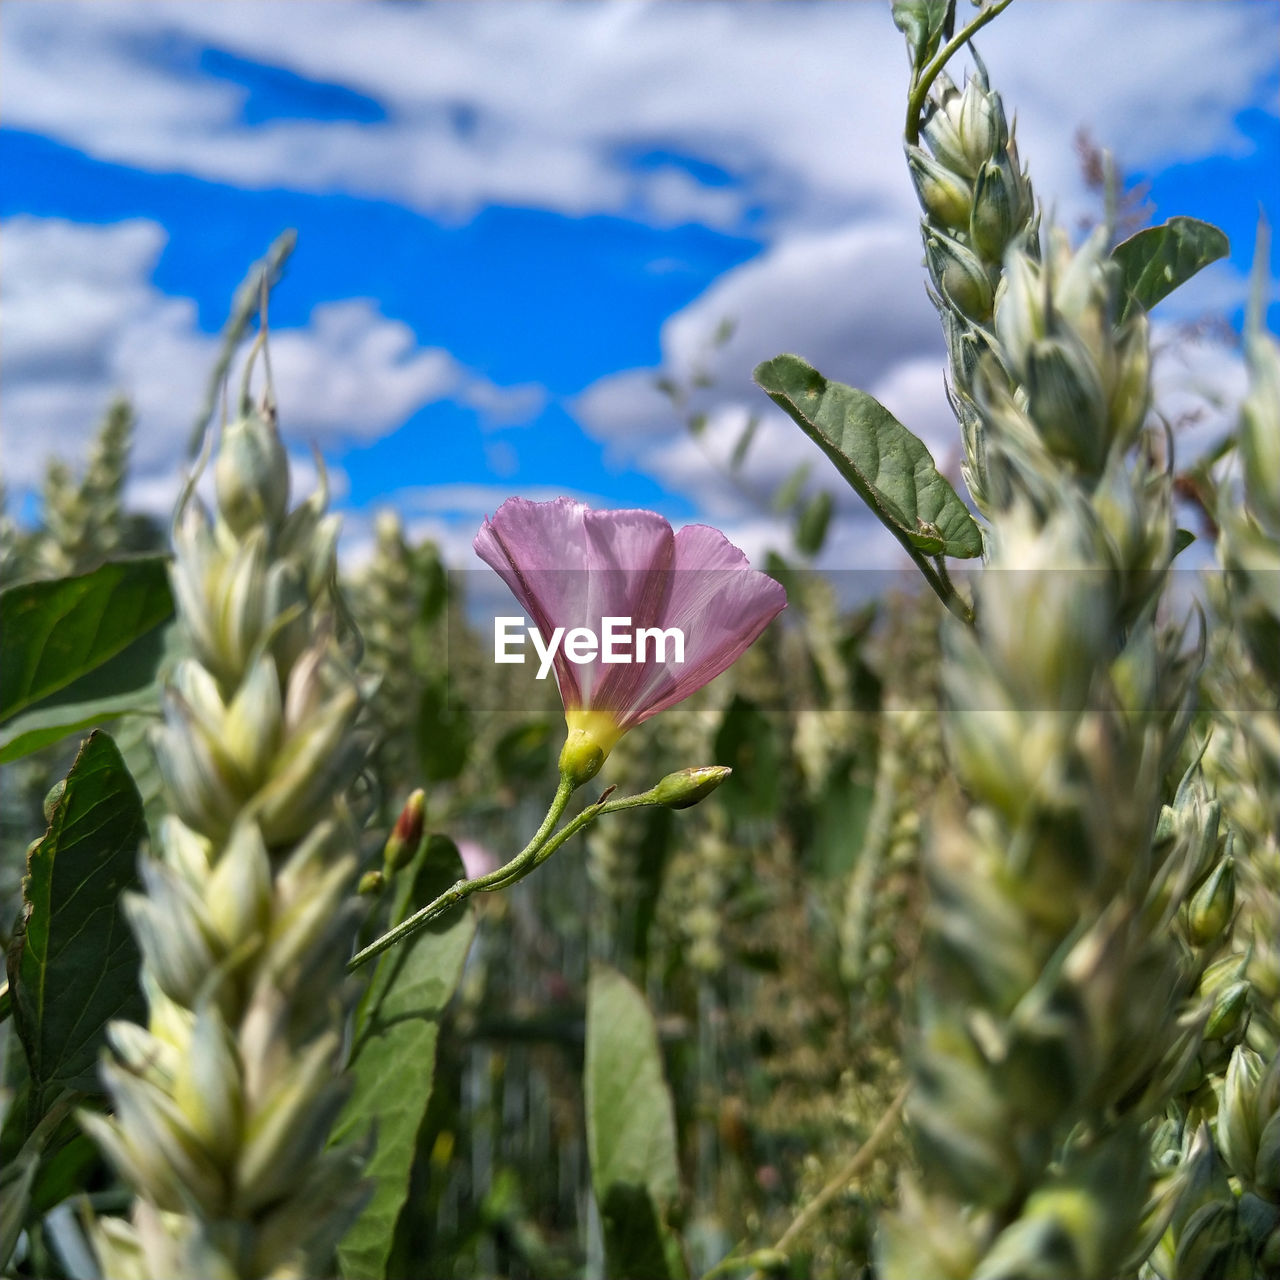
[[914, 548, 975, 625], [347, 775, 686, 970], [349, 776, 575, 969], [905, 0, 1015, 143]]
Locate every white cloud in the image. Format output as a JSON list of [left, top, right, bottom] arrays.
[[2, 2, 1271, 566], [2, 1, 1273, 237], [571, 222, 960, 564], [0, 216, 547, 515]]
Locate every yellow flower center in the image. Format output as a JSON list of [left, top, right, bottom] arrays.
[[559, 708, 625, 787]]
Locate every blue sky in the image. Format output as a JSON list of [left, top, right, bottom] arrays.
[[2, 1, 1277, 568]]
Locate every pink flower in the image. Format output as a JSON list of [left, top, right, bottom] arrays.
[[474, 497, 786, 783]]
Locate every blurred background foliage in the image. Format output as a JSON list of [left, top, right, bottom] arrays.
[[0, 366, 945, 1277]]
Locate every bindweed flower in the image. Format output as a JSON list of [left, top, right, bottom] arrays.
[[474, 497, 785, 786]]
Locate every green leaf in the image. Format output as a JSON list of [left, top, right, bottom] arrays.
[[1113, 217, 1229, 322], [0, 683, 160, 765], [585, 964, 685, 1280], [795, 490, 834, 557], [893, 0, 952, 65], [414, 546, 449, 625], [5, 733, 146, 1121], [755, 354, 982, 559], [0, 557, 173, 727], [334, 835, 476, 1280]]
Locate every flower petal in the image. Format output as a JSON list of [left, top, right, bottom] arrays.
[[474, 497, 592, 707], [618, 523, 786, 725], [474, 499, 786, 731]]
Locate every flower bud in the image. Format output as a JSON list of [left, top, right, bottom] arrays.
[[172, 1004, 244, 1167], [922, 71, 1007, 180], [1186, 856, 1236, 948], [217, 528, 271, 681], [1107, 314, 1151, 451], [921, 73, 976, 179], [215, 405, 290, 538], [957, 75, 1008, 171], [906, 145, 973, 231], [648, 765, 732, 810], [1023, 333, 1110, 474], [222, 651, 283, 787], [124, 867, 221, 1006], [1172, 1201, 1252, 1280], [254, 683, 362, 845], [383, 789, 425, 874], [206, 821, 272, 952], [925, 229, 996, 323], [153, 693, 244, 840], [1256, 1112, 1280, 1197], [97, 1061, 227, 1214], [358, 869, 386, 896], [235, 1033, 345, 1211], [1204, 980, 1251, 1045], [970, 156, 1024, 263], [1219, 1046, 1264, 1183]]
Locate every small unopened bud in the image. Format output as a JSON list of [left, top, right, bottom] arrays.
[[1218, 1047, 1263, 1183], [649, 766, 732, 810], [906, 145, 973, 231], [1107, 314, 1151, 451], [925, 229, 995, 323], [922, 74, 975, 179], [1024, 334, 1110, 473], [383, 789, 425, 874], [1186, 856, 1236, 948], [358, 870, 386, 896], [1204, 980, 1251, 1044], [1173, 1201, 1250, 1280], [215, 405, 290, 538], [970, 156, 1023, 263], [957, 76, 1007, 171]]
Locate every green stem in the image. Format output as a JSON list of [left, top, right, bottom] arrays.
[[911, 547, 974, 625], [348, 775, 575, 970], [905, 0, 1015, 144], [346, 777, 670, 971], [931, 553, 975, 625]]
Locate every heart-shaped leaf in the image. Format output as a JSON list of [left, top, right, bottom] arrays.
[[0, 558, 173, 762], [1113, 217, 1229, 321], [755, 354, 982, 559], [6, 733, 146, 1117], [586, 964, 685, 1280], [334, 835, 476, 1280]]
